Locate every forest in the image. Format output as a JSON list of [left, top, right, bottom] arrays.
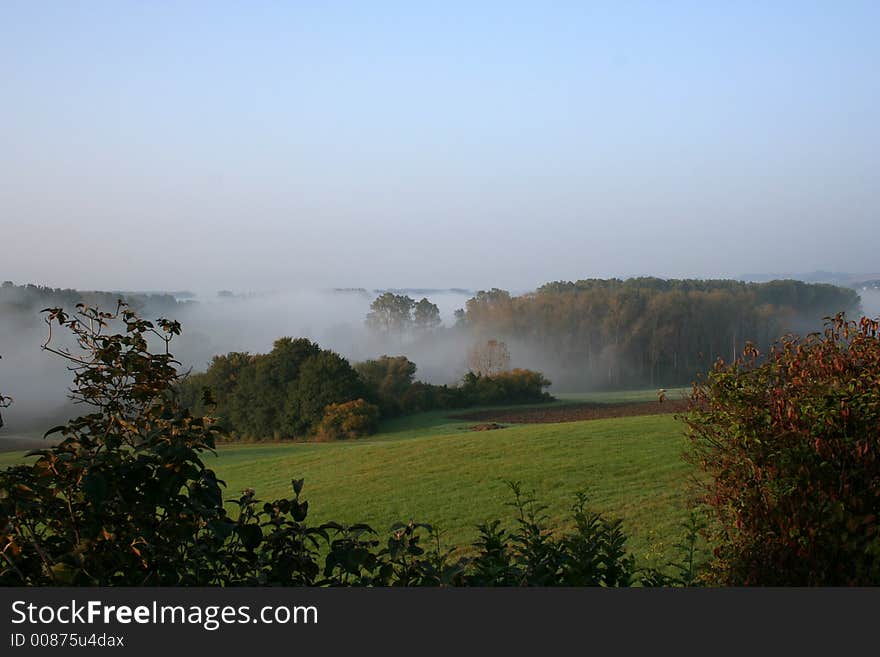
[[456, 277, 860, 388]]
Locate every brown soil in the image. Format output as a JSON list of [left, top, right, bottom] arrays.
[[450, 399, 688, 425], [467, 422, 506, 432]]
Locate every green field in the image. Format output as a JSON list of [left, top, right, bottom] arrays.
[[0, 391, 695, 565]]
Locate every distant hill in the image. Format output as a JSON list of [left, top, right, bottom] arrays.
[[741, 271, 880, 289], [374, 288, 474, 296]]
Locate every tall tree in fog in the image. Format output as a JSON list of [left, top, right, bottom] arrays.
[[467, 339, 511, 377], [413, 297, 441, 331], [365, 293, 415, 334]]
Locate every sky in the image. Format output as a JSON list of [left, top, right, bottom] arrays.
[[1, 1, 878, 293]]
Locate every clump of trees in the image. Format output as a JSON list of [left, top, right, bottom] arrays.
[[460, 369, 553, 406], [0, 303, 665, 586], [182, 345, 553, 442], [685, 313, 880, 585], [365, 293, 441, 335], [180, 338, 368, 441]]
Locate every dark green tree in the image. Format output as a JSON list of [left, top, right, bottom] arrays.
[[355, 355, 417, 415], [285, 350, 367, 434], [365, 292, 415, 334], [413, 297, 441, 331]]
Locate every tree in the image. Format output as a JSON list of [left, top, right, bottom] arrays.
[[413, 298, 441, 331], [355, 355, 417, 415], [0, 302, 362, 585], [685, 314, 880, 585], [365, 293, 415, 334], [0, 301, 257, 585], [467, 339, 511, 376], [284, 350, 367, 435]]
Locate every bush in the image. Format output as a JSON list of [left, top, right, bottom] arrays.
[[685, 313, 880, 585], [460, 368, 552, 405], [399, 381, 466, 414], [317, 399, 380, 440]]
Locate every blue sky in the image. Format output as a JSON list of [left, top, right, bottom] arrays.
[[2, 1, 878, 291]]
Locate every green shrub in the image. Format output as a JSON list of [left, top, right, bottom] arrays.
[[460, 368, 552, 405]]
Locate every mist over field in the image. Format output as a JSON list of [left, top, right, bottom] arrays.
[[2, 275, 873, 442], [170, 288, 478, 380], [0, 287, 479, 434]]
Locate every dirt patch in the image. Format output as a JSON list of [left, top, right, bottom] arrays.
[[467, 422, 506, 432], [450, 399, 688, 425]]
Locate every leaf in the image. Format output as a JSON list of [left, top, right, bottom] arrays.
[[43, 425, 67, 438], [82, 473, 108, 503], [236, 524, 263, 550]]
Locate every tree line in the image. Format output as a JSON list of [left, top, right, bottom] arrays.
[[0, 280, 184, 319], [453, 278, 861, 388]]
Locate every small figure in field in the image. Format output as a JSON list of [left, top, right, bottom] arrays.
[[657, 388, 667, 404]]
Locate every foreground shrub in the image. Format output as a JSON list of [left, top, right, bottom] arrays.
[[317, 398, 380, 440], [685, 313, 880, 585]]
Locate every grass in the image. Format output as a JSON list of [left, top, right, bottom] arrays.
[[210, 413, 693, 563], [0, 389, 696, 565]]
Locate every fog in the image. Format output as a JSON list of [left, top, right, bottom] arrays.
[[0, 285, 584, 437], [0, 288, 477, 434], [170, 289, 476, 380], [860, 289, 880, 318]]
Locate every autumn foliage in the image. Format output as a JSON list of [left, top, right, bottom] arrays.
[[685, 313, 880, 585], [317, 399, 380, 440]]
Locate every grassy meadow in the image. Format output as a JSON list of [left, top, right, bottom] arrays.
[[0, 389, 696, 564]]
